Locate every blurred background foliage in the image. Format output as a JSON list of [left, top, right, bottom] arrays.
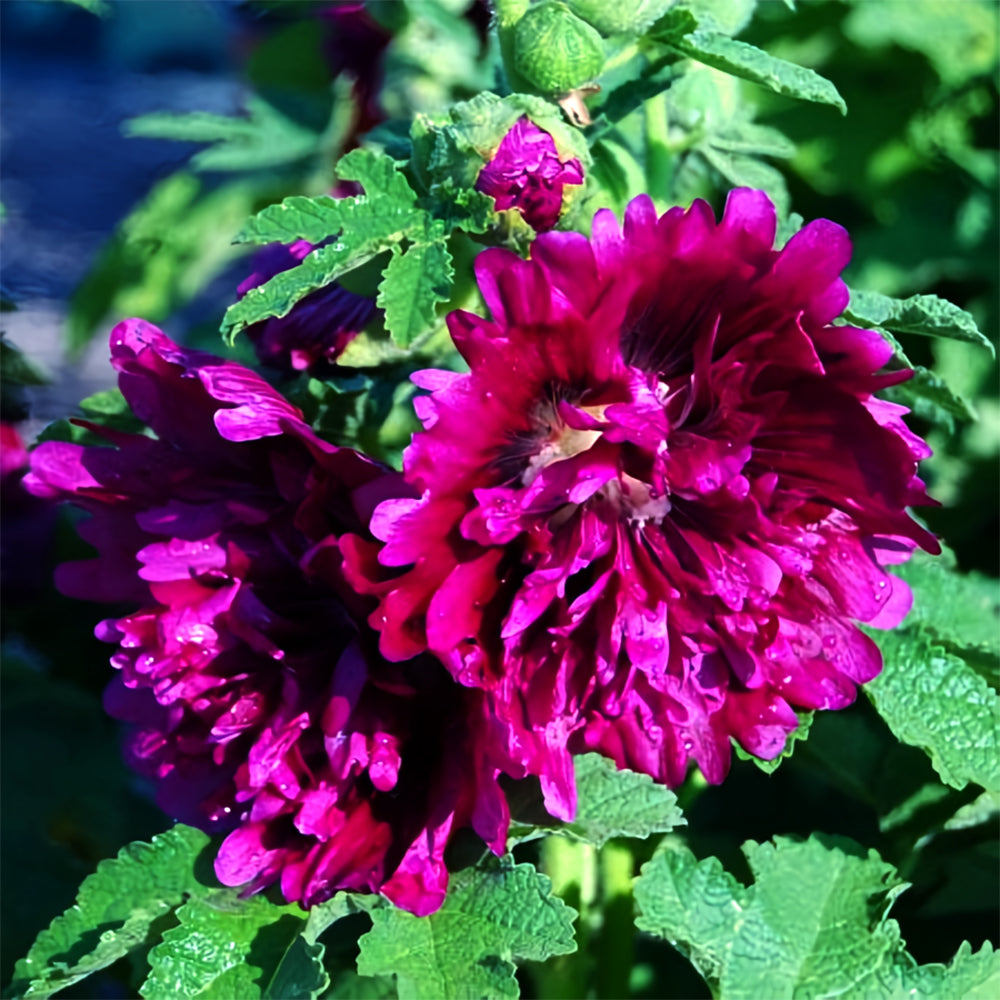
[[1, 1, 997, 997]]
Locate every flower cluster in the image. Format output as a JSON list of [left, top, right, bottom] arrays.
[[29, 189, 937, 915], [343, 189, 938, 819], [25, 320, 513, 915]]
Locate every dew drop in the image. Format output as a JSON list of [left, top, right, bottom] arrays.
[[823, 635, 837, 649]]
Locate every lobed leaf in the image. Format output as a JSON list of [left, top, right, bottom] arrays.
[[8, 825, 210, 1000], [564, 753, 684, 846], [846, 289, 995, 356], [140, 892, 314, 1000], [377, 240, 454, 348], [357, 860, 577, 1000], [636, 835, 996, 999], [867, 627, 1000, 793], [124, 98, 321, 173], [665, 32, 847, 114]]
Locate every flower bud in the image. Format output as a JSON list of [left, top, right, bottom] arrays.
[[565, 0, 672, 37], [513, 1, 605, 95]]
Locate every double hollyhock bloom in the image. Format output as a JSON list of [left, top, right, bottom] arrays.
[[24, 320, 513, 915], [344, 189, 938, 821], [475, 117, 584, 232], [237, 239, 376, 374]]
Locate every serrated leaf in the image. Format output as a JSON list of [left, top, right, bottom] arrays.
[[564, 753, 684, 846], [846, 289, 995, 356], [357, 860, 577, 1000], [336, 148, 419, 208], [635, 836, 918, 1000], [377, 241, 453, 348], [141, 892, 309, 1000], [223, 153, 425, 343], [8, 825, 211, 1000], [867, 627, 1000, 793], [898, 549, 1000, 662], [666, 32, 847, 114], [734, 710, 814, 774], [845, 941, 1000, 1000], [222, 241, 385, 343]]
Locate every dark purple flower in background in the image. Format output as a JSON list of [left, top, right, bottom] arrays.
[[25, 320, 515, 915], [475, 117, 584, 232], [344, 190, 938, 820], [319, 1, 392, 144], [237, 239, 376, 374]]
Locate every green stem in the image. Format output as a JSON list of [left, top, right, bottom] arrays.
[[533, 837, 594, 1000], [595, 841, 635, 1000], [644, 89, 673, 211]]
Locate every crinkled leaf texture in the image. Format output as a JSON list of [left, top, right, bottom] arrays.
[[7, 825, 210, 1000], [507, 752, 684, 847], [634, 835, 999, 1000], [863, 550, 1000, 793], [357, 859, 577, 1000], [846, 289, 995, 357], [140, 891, 322, 1000], [867, 627, 1000, 794], [377, 240, 454, 348], [563, 753, 684, 846]]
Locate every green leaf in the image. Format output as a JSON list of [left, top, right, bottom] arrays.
[[634, 835, 994, 1000], [357, 860, 577, 1000], [68, 173, 261, 354], [0, 337, 48, 386], [564, 753, 684, 846], [867, 627, 1000, 792], [141, 892, 311, 1000], [734, 711, 814, 774], [8, 825, 211, 1000], [846, 289, 995, 357], [377, 241, 454, 348], [222, 152, 426, 344], [222, 241, 385, 344], [124, 98, 321, 173], [896, 550, 1000, 663], [847, 941, 1000, 1000], [881, 366, 977, 431], [261, 936, 329, 1000], [665, 32, 847, 114], [336, 148, 420, 207]]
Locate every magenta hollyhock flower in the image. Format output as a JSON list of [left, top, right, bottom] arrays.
[[237, 240, 377, 374], [25, 320, 514, 915], [343, 190, 939, 820], [475, 117, 584, 232]]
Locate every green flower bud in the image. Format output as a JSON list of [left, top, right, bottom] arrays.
[[565, 0, 673, 38], [513, 1, 605, 96]]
